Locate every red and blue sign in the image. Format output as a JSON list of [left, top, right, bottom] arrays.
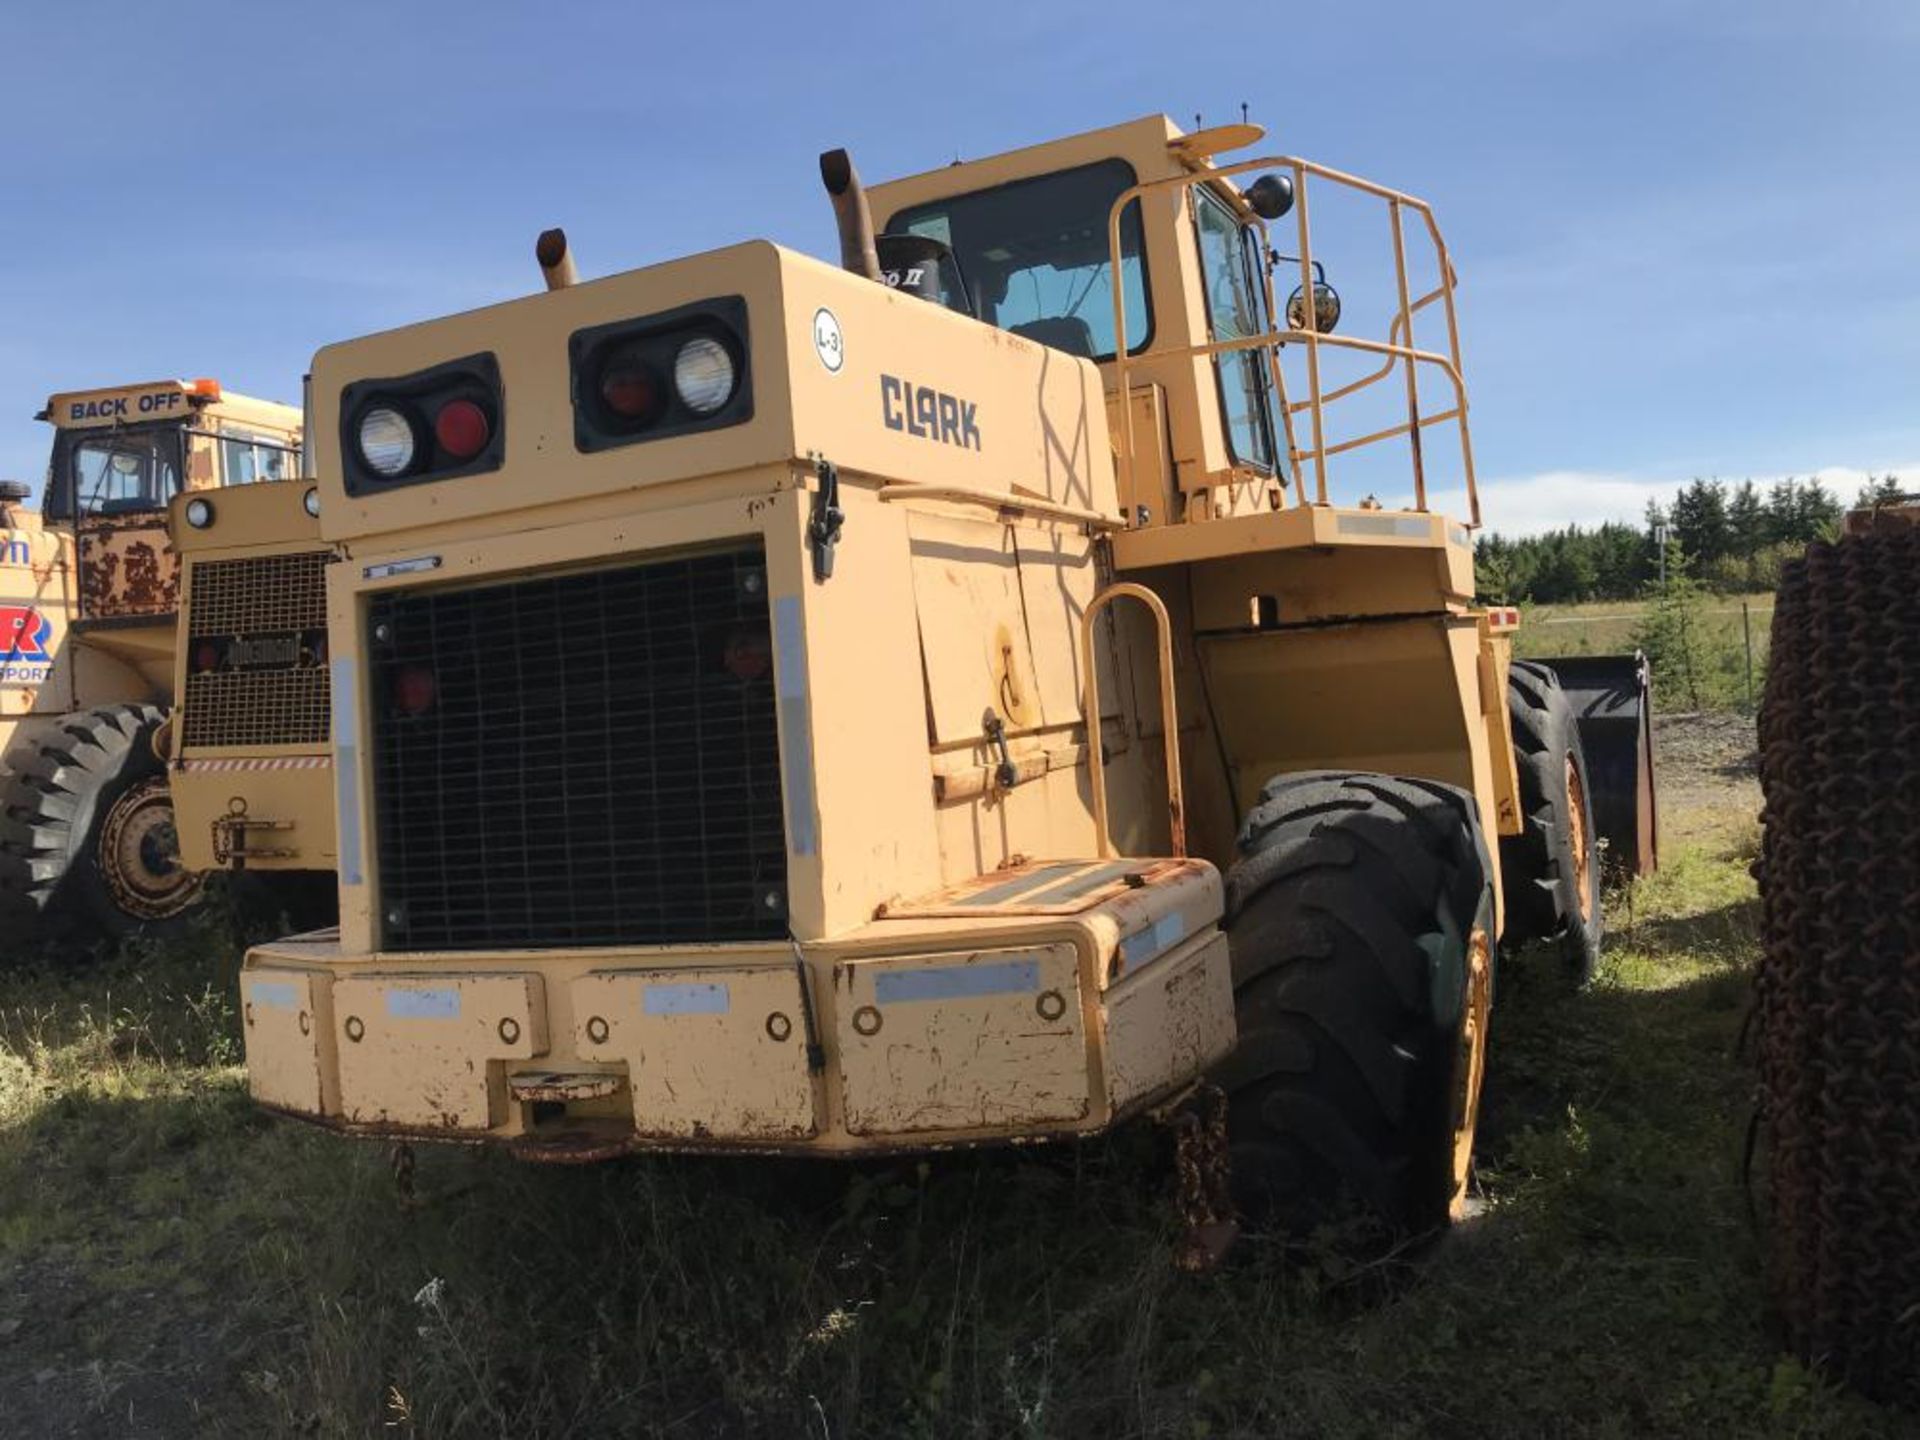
[[1, 606, 53, 682]]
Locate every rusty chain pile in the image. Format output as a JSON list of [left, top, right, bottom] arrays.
[[1756, 522, 1920, 1408]]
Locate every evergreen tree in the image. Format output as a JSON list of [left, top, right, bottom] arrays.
[[1855, 473, 1906, 509], [1798, 479, 1842, 539], [1766, 478, 1802, 544], [1728, 480, 1766, 555], [1670, 478, 1732, 562]]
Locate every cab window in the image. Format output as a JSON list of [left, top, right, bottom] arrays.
[[54, 428, 185, 519], [888, 158, 1152, 361], [221, 433, 297, 487], [1194, 185, 1280, 474]]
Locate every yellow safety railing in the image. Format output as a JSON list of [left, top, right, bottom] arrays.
[[1107, 155, 1480, 527], [1079, 582, 1185, 858]]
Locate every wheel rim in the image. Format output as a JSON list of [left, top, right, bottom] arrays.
[[1566, 756, 1594, 924], [98, 777, 205, 922], [1448, 927, 1493, 1217]]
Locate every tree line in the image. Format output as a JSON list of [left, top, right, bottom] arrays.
[[1475, 475, 1908, 604]]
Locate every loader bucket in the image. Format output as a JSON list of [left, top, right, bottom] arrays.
[[1537, 653, 1658, 878]]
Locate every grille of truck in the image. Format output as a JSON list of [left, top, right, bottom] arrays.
[[366, 544, 788, 951], [182, 550, 331, 747]]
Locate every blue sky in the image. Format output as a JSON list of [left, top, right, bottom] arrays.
[[2, 1, 1914, 534]]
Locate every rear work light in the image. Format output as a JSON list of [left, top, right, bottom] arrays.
[[339, 352, 505, 496], [571, 296, 750, 453]]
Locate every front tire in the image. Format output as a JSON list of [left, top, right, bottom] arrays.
[[1217, 771, 1495, 1234], [1500, 660, 1603, 982], [0, 705, 206, 943]]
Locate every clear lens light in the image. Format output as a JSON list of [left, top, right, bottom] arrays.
[[673, 338, 735, 415], [184, 497, 214, 528], [358, 407, 416, 476], [303, 487, 321, 518]]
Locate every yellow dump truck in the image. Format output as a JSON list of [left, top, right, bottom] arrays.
[[240, 116, 1655, 1232], [0, 379, 306, 939]]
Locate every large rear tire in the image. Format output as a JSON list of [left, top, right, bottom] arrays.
[[1217, 771, 1495, 1234], [0, 705, 206, 944], [1500, 660, 1603, 981], [1756, 524, 1920, 1408]]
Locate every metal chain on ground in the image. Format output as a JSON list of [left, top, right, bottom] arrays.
[[1755, 522, 1920, 1409], [1172, 1082, 1238, 1271]]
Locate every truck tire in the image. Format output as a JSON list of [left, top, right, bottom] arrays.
[[1756, 524, 1920, 1408], [1499, 660, 1603, 982], [0, 705, 206, 944], [1217, 771, 1495, 1233]]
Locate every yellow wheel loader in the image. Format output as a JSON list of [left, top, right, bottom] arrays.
[[0, 380, 314, 942], [238, 116, 1655, 1232]]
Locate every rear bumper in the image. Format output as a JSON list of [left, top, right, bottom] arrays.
[[240, 860, 1234, 1157]]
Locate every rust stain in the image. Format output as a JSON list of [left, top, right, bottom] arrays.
[[78, 521, 179, 619]]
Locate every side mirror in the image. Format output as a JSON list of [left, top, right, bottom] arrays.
[[1245, 173, 1294, 221], [1286, 280, 1342, 335]]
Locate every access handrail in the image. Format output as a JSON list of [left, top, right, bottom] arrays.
[[1107, 154, 1480, 527], [1079, 582, 1185, 857]]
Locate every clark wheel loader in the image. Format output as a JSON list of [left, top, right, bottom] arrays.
[[238, 116, 1656, 1233], [0, 380, 318, 942]]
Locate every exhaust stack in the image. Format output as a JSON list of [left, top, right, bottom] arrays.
[[536, 228, 577, 290], [819, 149, 882, 282]]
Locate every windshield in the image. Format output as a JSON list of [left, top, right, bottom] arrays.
[[1194, 185, 1280, 474], [48, 427, 185, 520], [887, 158, 1151, 361]]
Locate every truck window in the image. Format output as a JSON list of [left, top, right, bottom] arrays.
[[221, 434, 297, 487], [888, 158, 1152, 361], [56, 428, 185, 519], [1193, 186, 1280, 474]]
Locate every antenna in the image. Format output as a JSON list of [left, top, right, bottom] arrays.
[[1194, 112, 1203, 130], [1240, 101, 1250, 125]]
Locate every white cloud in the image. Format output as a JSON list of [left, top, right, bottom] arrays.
[[1424, 462, 1920, 538]]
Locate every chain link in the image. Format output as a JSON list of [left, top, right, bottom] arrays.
[[1171, 1082, 1238, 1271]]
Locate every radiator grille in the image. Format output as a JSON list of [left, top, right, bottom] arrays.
[[367, 545, 788, 951], [183, 551, 331, 747]]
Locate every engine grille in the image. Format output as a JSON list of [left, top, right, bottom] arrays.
[[183, 551, 331, 747], [367, 545, 788, 951]]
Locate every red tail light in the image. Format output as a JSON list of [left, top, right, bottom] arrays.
[[192, 640, 222, 673], [434, 399, 491, 461], [599, 362, 664, 423], [394, 665, 438, 716]]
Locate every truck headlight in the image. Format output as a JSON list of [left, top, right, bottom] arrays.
[[673, 337, 737, 415], [357, 406, 420, 478]]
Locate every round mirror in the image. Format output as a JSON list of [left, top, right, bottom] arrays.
[[1286, 280, 1342, 335]]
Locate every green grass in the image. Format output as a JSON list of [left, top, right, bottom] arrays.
[[0, 784, 1907, 1437]]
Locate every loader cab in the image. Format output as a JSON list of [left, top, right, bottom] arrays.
[[869, 116, 1291, 526], [38, 380, 302, 624]]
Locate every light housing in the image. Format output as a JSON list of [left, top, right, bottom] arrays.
[[184, 496, 215, 529], [571, 296, 751, 454], [339, 352, 505, 497], [303, 486, 321, 518]]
